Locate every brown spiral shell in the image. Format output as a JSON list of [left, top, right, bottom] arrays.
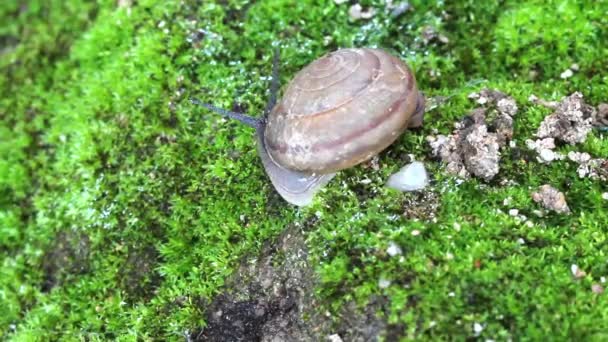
[[263, 48, 422, 173]]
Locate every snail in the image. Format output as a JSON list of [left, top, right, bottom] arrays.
[[193, 48, 425, 206]]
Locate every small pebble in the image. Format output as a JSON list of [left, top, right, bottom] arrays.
[[602, 193, 608, 200], [411, 229, 421, 236], [386, 161, 429, 192], [328, 334, 344, 342], [539, 148, 557, 162], [473, 322, 484, 334], [378, 277, 391, 289], [508, 209, 519, 216], [532, 185, 570, 214], [348, 4, 375, 20], [592, 284, 604, 294], [387, 242, 402, 256], [389, 1, 412, 17], [571, 264, 586, 279], [560, 68, 574, 79]]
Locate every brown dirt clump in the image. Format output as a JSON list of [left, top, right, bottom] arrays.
[[428, 88, 518, 181]]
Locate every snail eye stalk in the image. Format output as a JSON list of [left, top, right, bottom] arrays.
[[192, 48, 281, 130], [264, 47, 281, 117], [191, 98, 263, 129]]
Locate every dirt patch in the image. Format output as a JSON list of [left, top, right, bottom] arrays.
[[41, 230, 91, 292], [402, 190, 440, 222], [118, 245, 163, 302], [190, 225, 398, 342]]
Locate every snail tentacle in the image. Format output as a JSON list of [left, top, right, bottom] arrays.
[[264, 47, 281, 117], [190, 98, 263, 129]]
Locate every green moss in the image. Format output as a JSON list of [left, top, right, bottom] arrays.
[[1, 0, 607, 340]]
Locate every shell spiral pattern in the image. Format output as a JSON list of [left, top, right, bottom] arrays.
[[264, 48, 422, 173]]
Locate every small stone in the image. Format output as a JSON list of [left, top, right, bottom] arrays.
[[602, 193, 608, 200], [348, 4, 375, 20], [497, 97, 519, 116], [560, 69, 574, 79], [508, 209, 519, 216], [453, 222, 461, 231], [532, 184, 570, 214], [568, 151, 591, 163], [473, 322, 484, 334], [386, 161, 429, 192], [570, 63, 580, 71], [328, 334, 344, 342], [517, 238, 525, 244], [592, 284, 604, 294], [539, 148, 557, 163], [535, 92, 594, 145], [411, 229, 421, 236], [571, 264, 586, 278], [461, 124, 501, 181], [601, 276, 606, 283], [386, 242, 402, 256], [389, 1, 411, 17], [378, 277, 391, 289]]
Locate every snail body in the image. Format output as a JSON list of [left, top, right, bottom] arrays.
[[197, 48, 425, 206]]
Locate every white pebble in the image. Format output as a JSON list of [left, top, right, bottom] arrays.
[[602, 193, 608, 200], [474, 322, 484, 334], [378, 277, 391, 289], [387, 242, 402, 256], [560, 68, 574, 79], [328, 334, 343, 342], [386, 161, 429, 192], [453, 222, 461, 231], [509, 209, 519, 216], [539, 148, 556, 162], [411, 229, 421, 236]]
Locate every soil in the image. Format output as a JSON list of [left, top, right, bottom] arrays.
[[190, 224, 397, 342]]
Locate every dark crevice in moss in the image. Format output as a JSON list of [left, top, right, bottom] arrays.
[[41, 231, 91, 293]]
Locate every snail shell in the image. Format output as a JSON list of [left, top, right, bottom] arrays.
[[259, 48, 425, 205]]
